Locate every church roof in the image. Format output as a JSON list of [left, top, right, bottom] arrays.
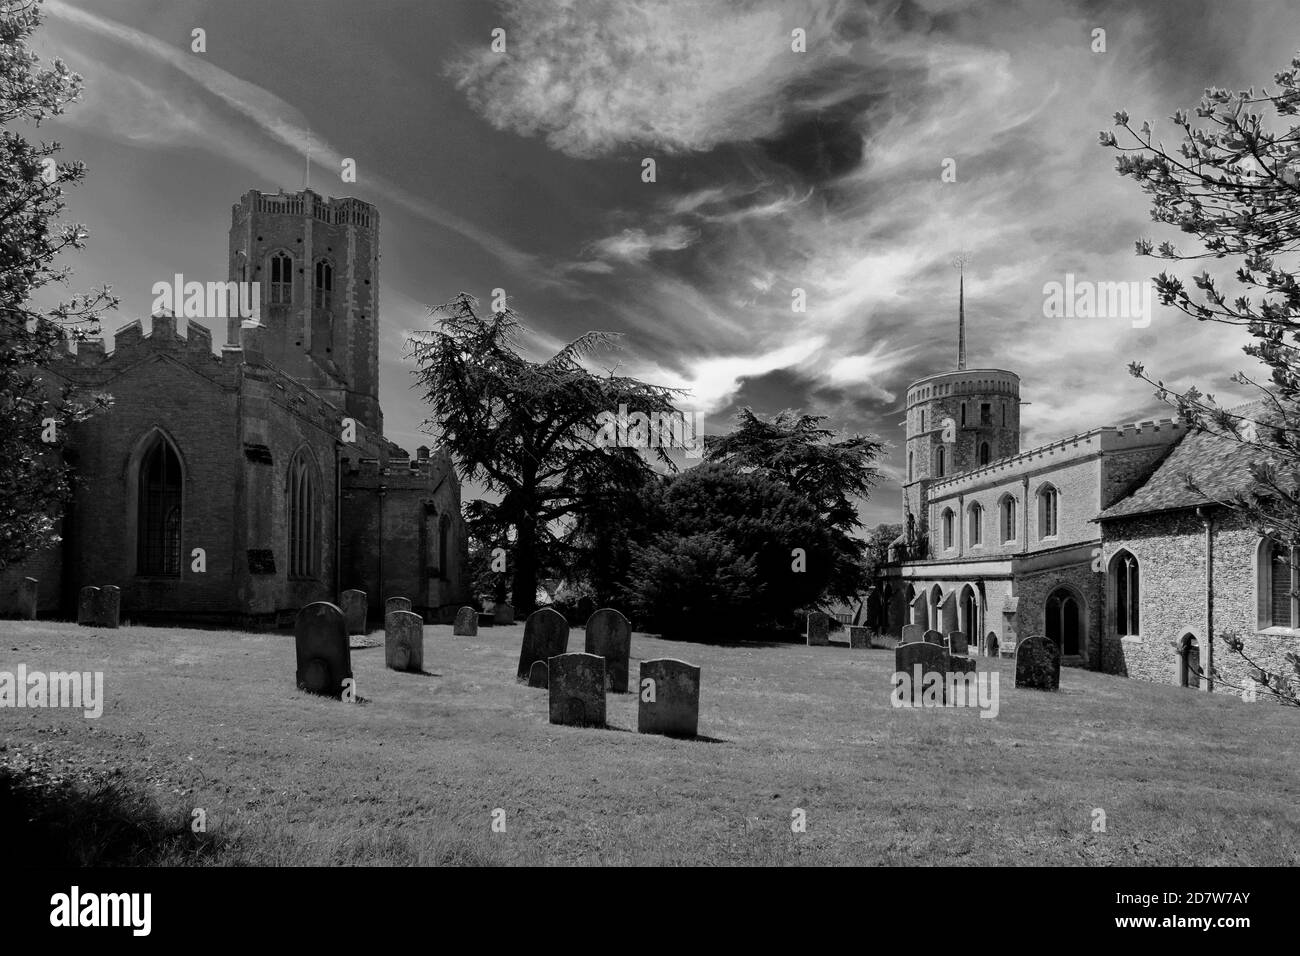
[[1095, 411, 1272, 521]]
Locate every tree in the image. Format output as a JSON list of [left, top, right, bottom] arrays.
[[0, 0, 115, 570], [1101, 52, 1300, 705], [862, 522, 902, 581], [620, 463, 836, 639], [408, 292, 683, 616], [704, 407, 885, 602]]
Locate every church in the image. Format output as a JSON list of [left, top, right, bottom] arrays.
[[1, 188, 470, 628], [877, 284, 1297, 703]]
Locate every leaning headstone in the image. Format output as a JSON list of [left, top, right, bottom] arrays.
[[77, 586, 99, 626], [900, 623, 924, 644], [385, 610, 424, 673], [295, 602, 353, 697], [638, 658, 701, 738], [95, 586, 121, 629], [385, 597, 411, 617], [527, 660, 549, 689], [806, 611, 830, 647], [493, 602, 514, 625], [340, 589, 367, 635], [453, 606, 478, 636], [548, 652, 606, 727], [947, 631, 969, 656], [895, 640, 948, 705], [516, 606, 570, 681], [584, 607, 631, 693], [1015, 635, 1061, 691], [848, 626, 871, 649], [18, 578, 38, 620], [923, 629, 945, 646]]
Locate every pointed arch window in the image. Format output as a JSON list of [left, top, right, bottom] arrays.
[[438, 514, 451, 580], [288, 451, 318, 578], [978, 441, 990, 466], [1260, 538, 1298, 629], [935, 445, 946, 478], [942, 508, 955, 550], [1000, 495, 1017, 543], [269, 252, 293, 305], [138, 434, 182, 576], [314, 259, 333, 310], [1113, 550, 1140, 636], [968, 502, 983, 546], [1038, 484, 1059, 539]]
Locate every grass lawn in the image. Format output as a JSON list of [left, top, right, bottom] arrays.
[[1, 618, 1297, 865]]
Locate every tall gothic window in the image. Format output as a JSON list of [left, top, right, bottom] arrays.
[[942, 508, 955, 550], [438, 514, 451, 580], [314, 259, 333, 310], [288, 451, 318, 578], [138, 434, 182, 576], [978, 441, 990, 466], [968, 502, 983, 546], [935, 445, 946, 478], [1000, 495, 1017, 543], [269, 252, 293, 305], [980, 402, 993, 425], [1113, 550, 1140, 636], [1265, 539, 1297, 628], [907, 451, 913, 481], [1039, 485, 1059, 538]]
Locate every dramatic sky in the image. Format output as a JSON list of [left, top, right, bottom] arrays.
[[29, 0, 1300, 527]]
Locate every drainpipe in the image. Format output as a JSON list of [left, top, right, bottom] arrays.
[[377, 481, 386, 620], [334, 447, 342, 600], [1196, 505, 1214, 692]]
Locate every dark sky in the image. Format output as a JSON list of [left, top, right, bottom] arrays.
[[32, 0, 1300, 527]]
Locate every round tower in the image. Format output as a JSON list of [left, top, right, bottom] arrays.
[[901, 368, 1021, 533]]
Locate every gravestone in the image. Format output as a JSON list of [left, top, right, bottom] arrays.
[[493, 602, 514, 625], [548, 652, 605, 727], [806, 611, 830, 647], [478, 612, 495, 628], [527, 660, 549, 689], [638, 658, 701, 738], [584, 607, 631, 693], [923, 629, 945, 646], [947, 654, 976, 675], [96, 586, 121, 629], [1015, 635, 1061, 691], [900, 623, 924, 644], [517, 606, 570, 681], [77, 587, 99, 625], [295, 601, 353, 697], [384, 597, 411, 617], [18, 578, 37, 620], [453, 606, 478, 636], [384, 610, 424, 673], [895, 640, 948, 705], [947, 631, 969, 656], [340, 589, 367, 635], [848, 625, 871, 649]]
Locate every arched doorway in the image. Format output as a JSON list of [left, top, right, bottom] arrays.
[[960, 585, 978, 644], [1045, 588, 1081, 657]]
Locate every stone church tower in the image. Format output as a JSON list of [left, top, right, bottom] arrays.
[[228, 190, 382, 434], [900, 272, 1021, 542]]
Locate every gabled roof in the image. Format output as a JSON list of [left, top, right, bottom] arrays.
[[1096, 411, 1273, 521]]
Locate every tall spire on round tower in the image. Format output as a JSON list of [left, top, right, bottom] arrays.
[[953, 253, 970, 370]]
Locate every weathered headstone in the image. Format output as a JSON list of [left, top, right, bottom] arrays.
[[895, 640, 948, 704], [453, 606, 478, 636], [1015, 635, 1060, 691], [806, 611, 830, 647], [77, 586, 99, 626], [340, 589, 367, 635], [295, 601, 353, 697], [848, 625, 871, 649], [385, 610, 424, 672], [548, 652, 606, 727], [584, 607, 631, 693], [493, 602, 514, 625], [95, 586, 121, 629], [516, 606, 570, 680], [18, 578, 37, 620], [900, 623, 924, 645], [947, 630, 969, 656], [527, 660, 549, 689], [384, 596, 411, 617], [923, 629, 945, 646], [638, 658, 701, 738]]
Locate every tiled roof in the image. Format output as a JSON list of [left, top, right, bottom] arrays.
[[1096, 411, 1273, 521]]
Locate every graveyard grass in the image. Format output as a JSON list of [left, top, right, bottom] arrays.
[[2, 619, 1298, 865]]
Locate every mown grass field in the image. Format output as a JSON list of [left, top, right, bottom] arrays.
[[1, 618, 1297, 865]]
